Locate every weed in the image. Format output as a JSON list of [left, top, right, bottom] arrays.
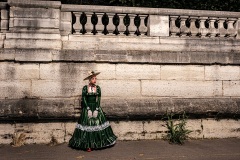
[[164, 112, 191, 145]]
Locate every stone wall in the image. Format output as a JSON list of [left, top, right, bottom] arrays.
[[0, 0, 240, 144]]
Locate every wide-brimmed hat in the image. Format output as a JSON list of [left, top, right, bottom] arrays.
[[83, 71, 100, 80]]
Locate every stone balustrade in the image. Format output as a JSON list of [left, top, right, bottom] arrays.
[[61, 4, 240, 38]]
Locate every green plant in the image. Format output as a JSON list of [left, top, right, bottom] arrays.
[[164, 112, 191, 145]]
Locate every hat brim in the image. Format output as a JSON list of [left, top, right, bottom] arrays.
[[83, 72, 100, 80]]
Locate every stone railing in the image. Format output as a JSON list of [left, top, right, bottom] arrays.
[[61, 5, 240, 38]]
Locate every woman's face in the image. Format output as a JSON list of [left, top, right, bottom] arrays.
[[89, 76, 97, 84]]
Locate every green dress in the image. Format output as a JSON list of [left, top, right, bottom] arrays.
[[69, 85, 117, 150]]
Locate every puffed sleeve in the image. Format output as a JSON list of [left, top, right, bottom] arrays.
[[82, 85, 89, 109]]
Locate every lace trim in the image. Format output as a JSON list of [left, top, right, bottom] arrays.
[[76, 121, 110, 132]]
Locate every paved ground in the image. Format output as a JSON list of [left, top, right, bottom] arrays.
[[1, 139, 240, 160]]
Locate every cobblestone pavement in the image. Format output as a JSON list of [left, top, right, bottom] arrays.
[[1, 139, 240, 160]]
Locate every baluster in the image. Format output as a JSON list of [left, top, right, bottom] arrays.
[[218, 18, 227, 37], [189, 16, 198, 37], [207, 17, 218, 37], [198, 17, 208, 37], [72, 12, 81, 34], [129, 14, 136, 35], [179, 16, 190, 37], [139, 15, 148, 36], [94, 13, 103, 35], [85, 12, 93, 35], [118, 14, 126, 35], [169, 16, 180, 37], [113, 13, 120, 35], [1, 9, 9, 32], [108, 13, 115, 35], [227, 18, 237, 37]]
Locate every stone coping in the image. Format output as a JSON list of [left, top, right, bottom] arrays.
[[62, 4, 240, 18], [0, 98, 239, 122], [8, 0, 61, 9]]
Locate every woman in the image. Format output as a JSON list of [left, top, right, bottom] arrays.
[[69, 71, 117, 151]]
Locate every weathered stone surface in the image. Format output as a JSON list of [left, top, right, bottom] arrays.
[[53, 50, 95, 61], [15, 123, 65, 144], [205, 65, 240, 80], [223, 81, 240, 97], [0, 98, 238, 122], [8, 0, 61, 9], [1, 118, 239, 144], [0, 62, 39, 80], [161, 65, 204, 80], [31, 80, 84, 98], [68, 35, 160, 43], [0, 98, 77, 121], [202, 119, 240, 138], [5, 39, 62, 49], [10, 8, 60, 19], [98, 80, 141, 97], [6, 33, 61, 39], [111, 121, 145, 140], [142, 80, 222, 97], [12, 18, 59, 29], [40, 63, 115, 80], [14, 49, 55, 62], [0, 49, 15, 60], [116, 64, 160, 80], [0, 80, 31, 99], [60, 21, 72, 35], [148, 15, 169, 37], [0, 124, 14, 144]]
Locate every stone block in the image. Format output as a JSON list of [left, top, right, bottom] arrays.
[[161, 65, 204, 80], [223, 81, 240, 97], [15, 123, 65, 144], [147, 15, 169, 37], [190, 51, 232, 64], [111, 121, 144, 140], [205, 65, 240, 80], [65, 122, 76, 142], [60, 21, 72, 33], [6, 33, 61, 39], [0, 80, 31, 99], [0, 62, 39, 80], [202, 119, 240, 138], [0, 49, 15, 60], [40, 63, 115, 80], [61, 12, 71, 22], [31, 80, 84, 98], [143, 121, 167, 139], [95, 50, 128, 62], [12, 18, 59, 29], [5, 39, 62, 49], [10, 8, 60, 19], [0, 124, 15, 144], [14, 49, 54, 62], [68, 35, 160, 43], [116, 64, 160, 80], [142, 80, 222, 97], [53, 50, 95, 61], [185, 119, 203, 139], [98, 80, 141, 97]]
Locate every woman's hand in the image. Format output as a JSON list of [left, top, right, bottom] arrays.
[[93, 110, 98, 118], [87, 110, 93, 118]]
